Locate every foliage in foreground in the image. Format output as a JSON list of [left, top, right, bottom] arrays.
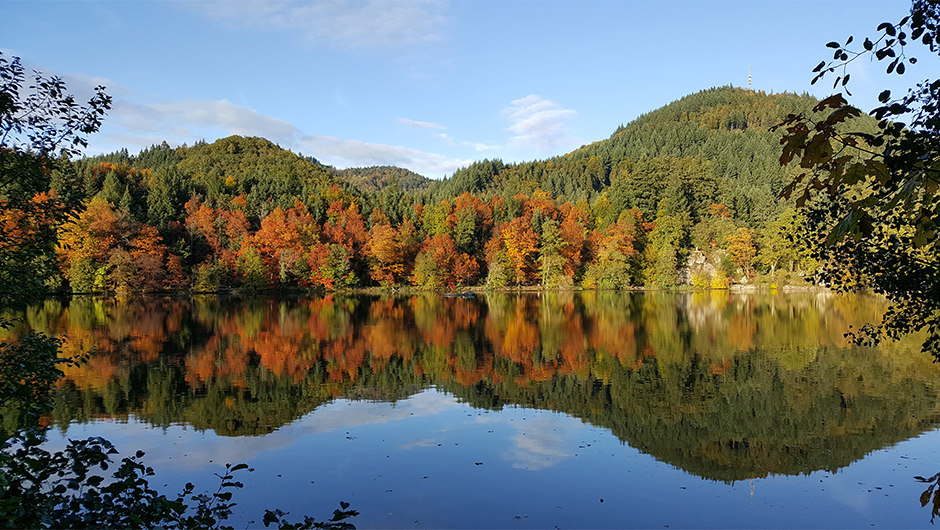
[[0, 52, 357, 529], [0, 331, 358, 529], [774, 0, 940, 358]]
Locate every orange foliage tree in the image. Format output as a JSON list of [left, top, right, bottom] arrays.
[[0, 191, 65, 298], [500, 217, 540, 286], [58, 198, 174, 292], [367, 211, 404, 286], [412, 234, 479, 289], [726, 227, 757, 280]]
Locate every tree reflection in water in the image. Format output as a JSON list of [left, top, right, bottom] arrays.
[[12, 291, 940, 485]]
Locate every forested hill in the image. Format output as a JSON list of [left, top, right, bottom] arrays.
[[73, 135, 339, 227], [331, 166, 433, 193], [437, 86, 827, 226], [45, 86, 877, 293]]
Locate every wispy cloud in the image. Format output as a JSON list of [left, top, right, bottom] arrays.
[[399, 117, 446, 130], [299, 134, 473, 176], [503, 94, 578, 152], [191, 0, 448, 52], [504, 418, 570, 471], [411, 123, 500, 153], [462, 141, 501, 152], [102, 96, 470, 177], [124, 99, 302, 143]]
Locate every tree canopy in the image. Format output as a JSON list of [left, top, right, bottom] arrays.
[[774, 0, 940, 358]]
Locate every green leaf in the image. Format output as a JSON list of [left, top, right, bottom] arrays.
[[826, 41, 841, 48]]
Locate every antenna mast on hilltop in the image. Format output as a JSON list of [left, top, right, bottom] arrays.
[[748, 64, 752, 90]]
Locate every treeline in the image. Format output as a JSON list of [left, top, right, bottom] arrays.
[[9, 87, 876, 293]]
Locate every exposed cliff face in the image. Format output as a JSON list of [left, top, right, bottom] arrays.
[[684, 248, 730, 287]]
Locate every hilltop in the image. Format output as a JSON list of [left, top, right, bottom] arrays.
[[435, 86, 838, 226]]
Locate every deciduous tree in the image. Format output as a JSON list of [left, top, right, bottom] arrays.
[[774, 0, 940, 356]]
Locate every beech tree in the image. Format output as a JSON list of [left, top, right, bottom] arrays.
[[774, 0, 940, 357]]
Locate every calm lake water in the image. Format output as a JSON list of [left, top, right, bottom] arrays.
[[17, 291, 940, 528]]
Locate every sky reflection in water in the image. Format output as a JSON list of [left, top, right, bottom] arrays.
[[48, 389, 940, 529]]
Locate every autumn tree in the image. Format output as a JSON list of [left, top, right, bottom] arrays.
[[314, 200, 368, 288], [691, 203, 737, 251], [581, 211, 639, 289], [57, 198, 173, 292], [0, 192, 64, 296], [184, 196, 248, 291], [367, 210, 404, 286], [412, 234, 478, 289], [726, 228, 757, 280], [556, 202, 588, 279], [500, 217, 540, 286], [246, 200, 315, 288]]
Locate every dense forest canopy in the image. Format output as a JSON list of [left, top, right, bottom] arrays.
[[332, 166, 433, 193], [4, 86, 882, 295]]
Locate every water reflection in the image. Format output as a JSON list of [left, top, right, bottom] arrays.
[[14, 291, 940, 483]]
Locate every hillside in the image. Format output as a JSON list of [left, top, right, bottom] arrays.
[[332, 166, 433, 193], [437, 86, 850, 226], [44, 86, 879, 293]]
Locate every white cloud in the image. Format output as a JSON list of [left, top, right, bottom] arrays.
[[399, 119, 500, 154], [462, 141, 501, 152], [149, 100, 302, 142], [110, 98, 302, 149], [192, 0, 448, 52], [61, 72, 132, 98], [399, 118, 446, 130], [299, 134, 473, 176], [503, 94, 578, 152], [101, 97, 470, 176], [504, 417, 570, 471]]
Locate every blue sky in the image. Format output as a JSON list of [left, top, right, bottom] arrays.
[[1, 0, 916, 178]]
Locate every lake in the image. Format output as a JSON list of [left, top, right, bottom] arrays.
[[17, 291, 940, 528]]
